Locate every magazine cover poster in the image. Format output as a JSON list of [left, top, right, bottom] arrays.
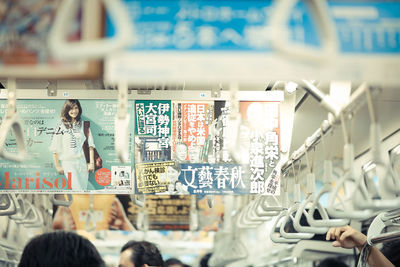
[[134, 100, 172, 163], [171, 101, 214, 164], [0, 99, 133, 192], [125, 195, 191, 230], [240, 101, 281, 195], [122, 195, 224, 231], [52, 194, 135, 231]]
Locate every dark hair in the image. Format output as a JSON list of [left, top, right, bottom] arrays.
[[61, 99, 82, 128], [18, 231, 105, 267], [199, 253, 212, 267], [381, 240, 400, 266], [121, 241, 163, 267], [165, 257, 183, 267], [316, 258, 349, 267]]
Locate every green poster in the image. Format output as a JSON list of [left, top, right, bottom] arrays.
[[0, 99, 134, 193]]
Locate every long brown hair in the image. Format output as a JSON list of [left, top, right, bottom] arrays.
[[61, 99, 82, 129]]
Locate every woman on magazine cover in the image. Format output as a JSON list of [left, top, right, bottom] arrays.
[[50, 99, 95, 190]]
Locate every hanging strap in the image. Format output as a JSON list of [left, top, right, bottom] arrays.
[[0, 78, 27, 162], [48, 0, 134, 60], [357, 243, 372, 267]]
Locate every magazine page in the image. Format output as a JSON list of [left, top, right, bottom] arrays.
[[0, 99, 133, 193], [134, 99, 282, 195]]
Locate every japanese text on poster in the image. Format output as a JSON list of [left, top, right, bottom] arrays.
[[135, 100, 172, 163]]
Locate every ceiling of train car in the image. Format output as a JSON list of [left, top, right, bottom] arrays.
[[290, 87, 400, 179]]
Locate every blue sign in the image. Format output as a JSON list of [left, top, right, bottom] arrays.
[[107, 0, 400, 54]]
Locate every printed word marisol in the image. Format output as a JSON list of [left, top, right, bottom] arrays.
[[1, 172, 72, 190]]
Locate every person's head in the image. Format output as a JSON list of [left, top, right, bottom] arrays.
[[381, 240, 400, 267], [188, 146, 201, 163], [316, 258, 349, 267], [175, 142, 188, 162], [18, 231, 105, 267], [120, 241, 163, 267], [199, 253, 211, 267], [167, 163, 181, 183], [164, 258, 184, 267], [61, 99, 82, 127]]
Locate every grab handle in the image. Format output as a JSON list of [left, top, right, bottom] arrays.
[[48, 0, 134, 60], [271, 210, 301, 243], [269, 0, 339, 63], [50, 194, 73, 207], [280, 204, 315, 239], [0, 79, 27, 162], [0, 194, 17, 216], [293, 194, 329, 234]]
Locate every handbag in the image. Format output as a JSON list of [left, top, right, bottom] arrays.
[[83, 121, 102, 170]]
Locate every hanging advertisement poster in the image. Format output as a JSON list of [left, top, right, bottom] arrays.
[[134, 100, 172, 163], [171, 101, 214, 163], [52, 194, 135, 231], [135, 161, 249, 195], [133, 95, 284, 196], [125, 195, 191, 230], [121, 195, 224, 231], [0, 100, 133, 193], [239, 101, 281, 195], [210, 100, 281, 194]]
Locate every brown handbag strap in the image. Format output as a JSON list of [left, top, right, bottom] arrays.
[[83, 121, 90, 141], [83, 121, 90, 163]]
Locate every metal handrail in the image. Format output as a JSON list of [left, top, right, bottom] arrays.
[[279, 183, 315, 239], [367, 208, 400, 246]]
